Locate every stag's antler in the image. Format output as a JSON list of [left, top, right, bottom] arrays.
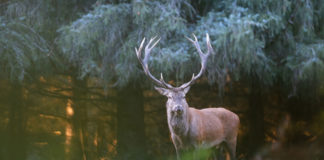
[[135, 37, 174, 89], [178, 33, 213, 89], [135, 34, 213, 90]]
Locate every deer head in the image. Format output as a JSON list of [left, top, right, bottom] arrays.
[[135, 34, 213, 116]]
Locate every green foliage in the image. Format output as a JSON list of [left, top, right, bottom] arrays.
[[0, 18, 49, 81], [55, 0, 324, 93], [1, 0, 323, 92], [194, 5, 278, 89], [193, 0, 324, 93], [0, 0, 94, 82], [3, 0, 95, 37], [58, 4, 132, 80], [283, 42, 324, 93], [286, 42, 324, 79], [57, 1, 194, 87]]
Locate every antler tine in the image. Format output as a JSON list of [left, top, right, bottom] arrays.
[[136, 36, 174, 89], [135, 38, 146, 60], [178, 33, 213, 89], [160, 73, 173, 88], [188, 34, 204, 57], [143, 37, 161, 64], [205, 33, 213, 57], [185, 36, 195, 44]]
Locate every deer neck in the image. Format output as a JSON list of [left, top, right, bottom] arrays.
[[167, 107, 190, 136]]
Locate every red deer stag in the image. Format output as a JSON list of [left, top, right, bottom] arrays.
[[135, 34, 240, 160]]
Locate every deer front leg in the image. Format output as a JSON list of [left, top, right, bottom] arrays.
[[171, 134, 183, 160], [225, 137, 237, 160], [175, 146, 187, 160], [174, 147, 181, 160], [193, 149, 199, 160]]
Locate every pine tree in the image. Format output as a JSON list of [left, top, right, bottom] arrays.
[[1, 0, 95, 159], [1, 0, 323, 159]]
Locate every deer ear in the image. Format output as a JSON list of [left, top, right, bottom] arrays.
[[154, 86, 169, 96], [183, 86, 191, 94]]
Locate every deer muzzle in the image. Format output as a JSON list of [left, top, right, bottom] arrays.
[[172, 106, 183, 115]]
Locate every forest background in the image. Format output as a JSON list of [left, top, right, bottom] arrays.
[[0, 0, 324, 159]]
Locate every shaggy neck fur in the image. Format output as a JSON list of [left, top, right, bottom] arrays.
[[167, 107, 190, 136]]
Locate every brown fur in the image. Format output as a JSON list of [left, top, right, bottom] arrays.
[[174, 107, 239, 160], [157, 88, 240, 160]]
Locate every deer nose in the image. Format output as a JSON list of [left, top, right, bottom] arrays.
[[173, 106, 183, 114]]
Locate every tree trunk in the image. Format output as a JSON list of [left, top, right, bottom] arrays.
[[97, 120, 108, 158], [116, 85, 148, 160], [247, 75, 265, 157], [66, 77, 89, 160], [6, 84, 27, 160]]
